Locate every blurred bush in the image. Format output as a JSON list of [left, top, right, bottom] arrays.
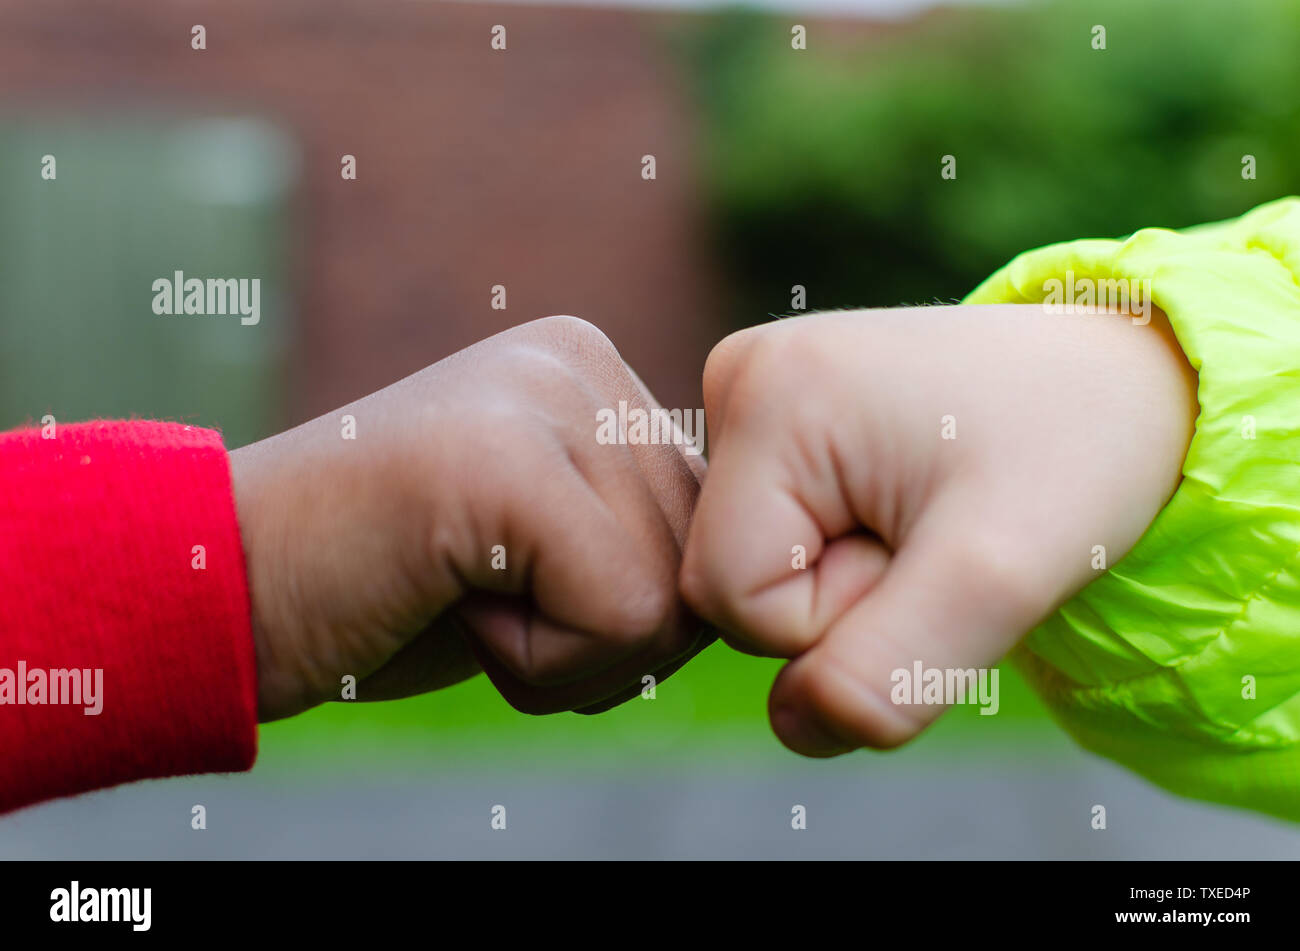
[[680, 0, 1300, 324]]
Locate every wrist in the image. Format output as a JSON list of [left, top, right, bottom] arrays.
[[227, 416, 468, 722], [228, 439, 302, 722]]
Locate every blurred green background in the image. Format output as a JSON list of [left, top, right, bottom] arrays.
[[683, 0, 1300, 324]]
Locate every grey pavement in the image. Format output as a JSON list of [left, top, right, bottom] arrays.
[[3, 739, 1298, 859]]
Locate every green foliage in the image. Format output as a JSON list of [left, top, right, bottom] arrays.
[[680, 0, 1300, 324]]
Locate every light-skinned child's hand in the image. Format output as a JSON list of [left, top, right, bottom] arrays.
[[231, 316, 707, 722], [680, 304, 1197, 756]]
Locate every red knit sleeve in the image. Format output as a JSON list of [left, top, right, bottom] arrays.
[[0, 420, 259, 814]]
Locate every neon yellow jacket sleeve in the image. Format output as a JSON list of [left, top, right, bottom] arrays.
[[965, 196, 1300, 822]]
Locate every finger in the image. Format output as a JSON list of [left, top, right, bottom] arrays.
[[680, 414, 890, 658], [499, 359, 702, 688], [457, 441, 679, 685], [348, 614, 482, 702], [465, 550, 670, 690], [478, 612, 714, 716], [767, 488, 1064, 757], [570, 626, 718, 715]]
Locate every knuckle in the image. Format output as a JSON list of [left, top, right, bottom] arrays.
[[606, 577, 676, 643], [529, 314, 621, 366], [726, 328, 805, 408], [700, 327, 752, 391]]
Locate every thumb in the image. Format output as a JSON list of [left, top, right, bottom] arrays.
[[767, 485, 1071, 756]]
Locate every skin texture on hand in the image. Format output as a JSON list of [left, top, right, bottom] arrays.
[[679, 303, 1198, 757], [230, 316, 707, 723]]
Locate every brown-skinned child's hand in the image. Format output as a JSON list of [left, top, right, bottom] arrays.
[[231, 316, 707, 722]]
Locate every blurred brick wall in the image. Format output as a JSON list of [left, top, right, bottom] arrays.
[[0, 0, 727, 428]]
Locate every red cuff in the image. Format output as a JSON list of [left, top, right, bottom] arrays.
[[0, 420, 258, 814]]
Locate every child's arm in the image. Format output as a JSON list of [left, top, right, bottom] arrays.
[[0, 315, 704, 813], [683, 197, 1300, 823]]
